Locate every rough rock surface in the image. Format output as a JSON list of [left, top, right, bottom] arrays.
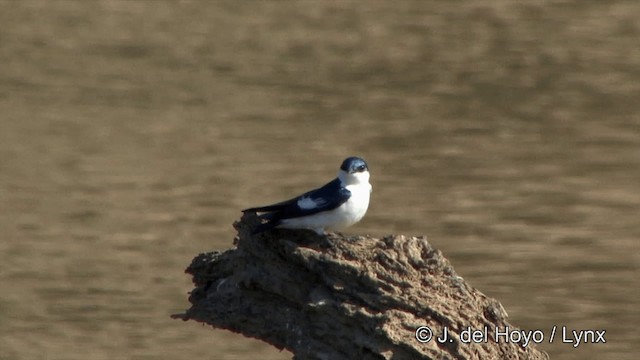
[[174, 213, 548, 360]]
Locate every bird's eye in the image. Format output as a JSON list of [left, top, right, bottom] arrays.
[[356, 164, 366, 172]]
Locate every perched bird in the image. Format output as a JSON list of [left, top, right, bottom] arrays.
[[243, 156, 372, 234]]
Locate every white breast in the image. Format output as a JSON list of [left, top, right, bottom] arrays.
[[339, 182, 372, 227]]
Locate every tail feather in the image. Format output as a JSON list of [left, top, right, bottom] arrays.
[[242, 197, 297, 214]]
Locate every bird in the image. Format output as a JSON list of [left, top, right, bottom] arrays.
[[243, 156, 372, 235]]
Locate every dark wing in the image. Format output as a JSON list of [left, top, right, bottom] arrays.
[[243, 178, 351, 219], [242, 196, 298, 213]]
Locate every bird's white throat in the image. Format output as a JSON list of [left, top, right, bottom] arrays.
[[338, 170, 370, 187]]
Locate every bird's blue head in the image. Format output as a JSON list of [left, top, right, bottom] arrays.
[[340, 156, 369, 174]]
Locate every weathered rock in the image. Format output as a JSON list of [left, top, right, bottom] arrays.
[[174, 213, 548, 360]]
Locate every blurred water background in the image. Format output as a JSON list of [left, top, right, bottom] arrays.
[[1, 1, 639, 359]]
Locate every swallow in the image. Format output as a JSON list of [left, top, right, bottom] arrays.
[[243, 156, 372, 234]]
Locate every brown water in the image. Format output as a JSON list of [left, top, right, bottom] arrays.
[[1, 1, 638, 359]]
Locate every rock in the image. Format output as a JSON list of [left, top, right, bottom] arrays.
[[173, 213, 548, 360]]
